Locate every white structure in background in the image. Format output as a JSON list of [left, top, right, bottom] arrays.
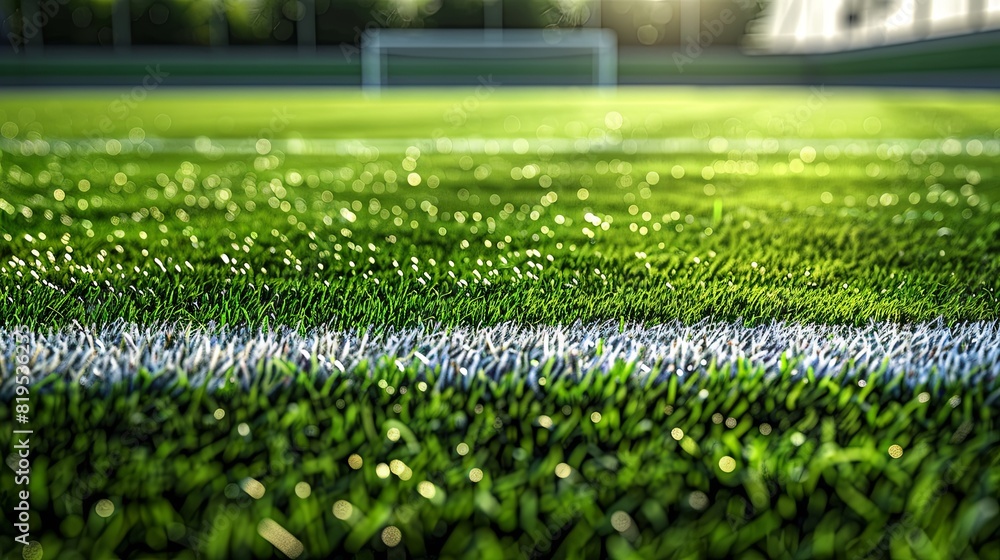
[[361, 28, 618, 93], [747, 0, 1000, 53]]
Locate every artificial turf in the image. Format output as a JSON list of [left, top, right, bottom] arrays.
[[0, 88, 998, 328], [1, 88, 999, 559], [2, 330, 999, 559]]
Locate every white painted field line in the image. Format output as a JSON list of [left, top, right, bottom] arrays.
[[2, 136, 998, 157], [1, 319, 997, 395]]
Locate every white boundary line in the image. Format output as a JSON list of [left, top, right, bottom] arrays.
[[2, 319, 997, 394], [2, 137, 999, 157]]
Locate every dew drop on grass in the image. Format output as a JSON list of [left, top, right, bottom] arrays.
[[382, 526, 402, 547], [800, 146, 817, 163], [555, 463, 572, 478], [333, 500, 353, 520], [21, 541, 43, 560], [95, 499, 115, 518], [418, 481, 437, 499], [688, 491, 709, 510], [864, 117, 882, 135], [257, 519, 304, 559], [610, 511, 632, 532], [503, 115, 520, 132], [1, 121, 18, 138], [240, 477, 266, 499], [605, 112, 623, 130]]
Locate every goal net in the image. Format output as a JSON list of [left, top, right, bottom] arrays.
[[361, 28, 617, 92]]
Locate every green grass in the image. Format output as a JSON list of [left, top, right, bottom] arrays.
[[0, 88, 998, 328], [1, 88, 999, 559], [1, 355, 998, 559]]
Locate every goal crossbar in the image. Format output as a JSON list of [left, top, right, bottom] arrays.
[[361, 28, 617, 92]]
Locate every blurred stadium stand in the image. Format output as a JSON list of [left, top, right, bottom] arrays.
[[1, 0, 998, 87]]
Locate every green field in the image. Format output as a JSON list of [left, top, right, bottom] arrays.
[[1, 88, 999, 559], [1, 88, 999, 327]]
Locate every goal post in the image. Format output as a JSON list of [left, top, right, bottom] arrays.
[[361, 28, 617, 93]]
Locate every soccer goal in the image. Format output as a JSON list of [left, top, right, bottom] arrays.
[[361, 28, 617, 93]]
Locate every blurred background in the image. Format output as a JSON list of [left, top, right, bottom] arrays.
[[1, 0, 999, 86]]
